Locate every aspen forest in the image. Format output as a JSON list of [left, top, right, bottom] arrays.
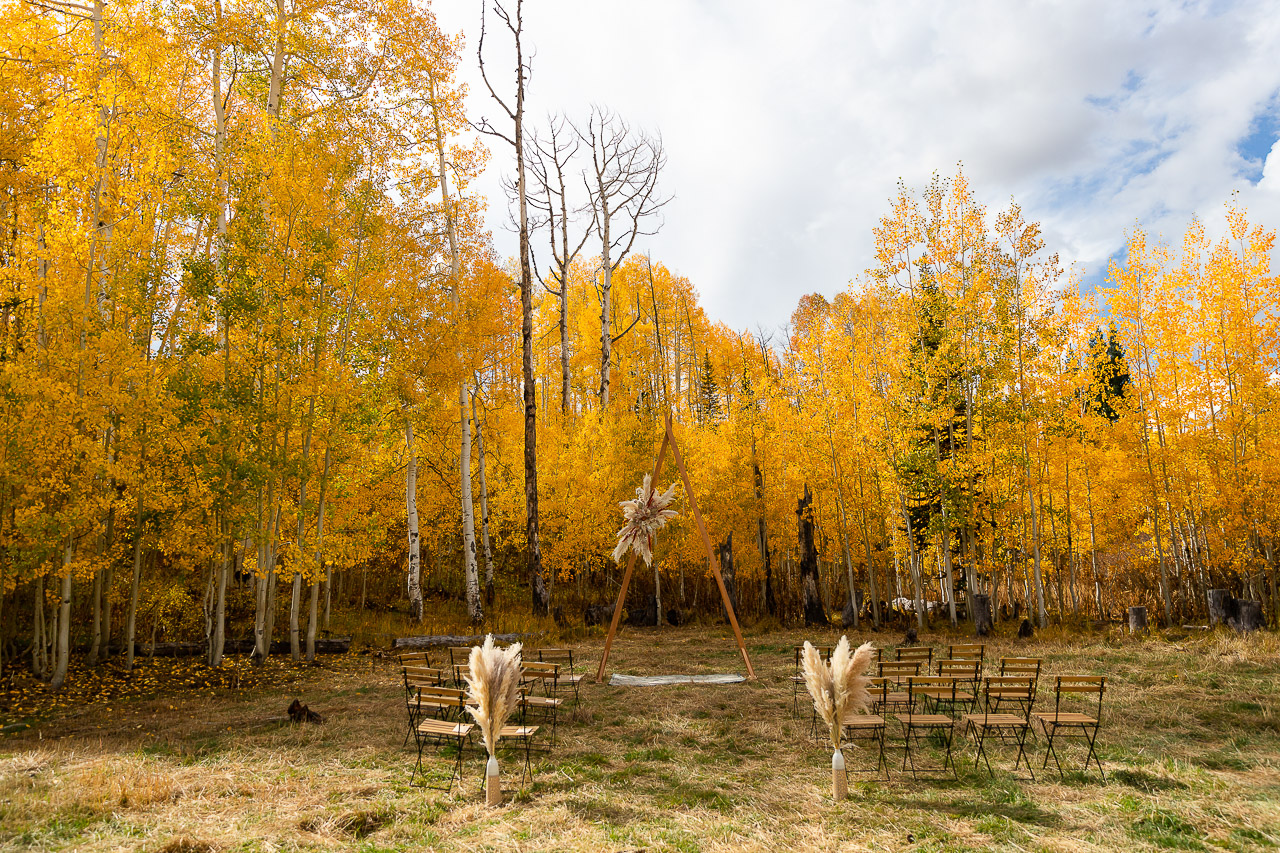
[[2, 0, 1280, 692]]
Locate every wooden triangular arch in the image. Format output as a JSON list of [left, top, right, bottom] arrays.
[[595, 413, 756, 682]]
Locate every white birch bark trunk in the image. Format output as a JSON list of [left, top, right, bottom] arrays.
[[475, 394, 495, 601], [406, 418, 422, 621]]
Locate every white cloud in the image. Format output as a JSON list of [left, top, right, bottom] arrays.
[[433, 0, 1280, 330]]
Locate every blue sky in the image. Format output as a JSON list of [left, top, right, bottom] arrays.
[[435, 1, 1280, 332]]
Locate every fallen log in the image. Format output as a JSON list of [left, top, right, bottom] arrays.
[[392, 633, 531, 649], [75, 638, 352, 657]]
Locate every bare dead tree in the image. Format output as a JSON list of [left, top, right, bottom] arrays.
[[577, 106, 669, 410], [528, 115, 591, 416], [476, 0, 548, 615]]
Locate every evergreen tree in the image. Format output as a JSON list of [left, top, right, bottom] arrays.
[[1087, 321, 1131, 422]]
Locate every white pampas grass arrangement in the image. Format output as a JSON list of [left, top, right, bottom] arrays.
[[464, 634, 524, 805], [612, 473, 679, 566], [802, 636, 875, 800]]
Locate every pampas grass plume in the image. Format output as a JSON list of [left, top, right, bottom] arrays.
[[803, 636, 875, 750], [464, 635, 524, 758]]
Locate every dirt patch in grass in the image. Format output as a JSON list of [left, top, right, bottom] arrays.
[[3, 625, 1280, 851]]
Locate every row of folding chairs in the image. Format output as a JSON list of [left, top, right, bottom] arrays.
[[396, 646, 586, 791], [791, 644, 1104, 780], [840, 672, 1106, 781], [791, 643, 994, 716]]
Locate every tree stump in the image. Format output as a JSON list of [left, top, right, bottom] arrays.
[[1128, 606, 1148, 634], [972, 594, 993, 637], [1207, 589, 1238, 629], [796, 486, 827, 626], [1017, 618, 1034, 639], [718, 533, 739, 622], [1229, 600, 1265, 633]]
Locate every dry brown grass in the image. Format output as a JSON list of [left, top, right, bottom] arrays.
[[2, 622, 1280, 851]]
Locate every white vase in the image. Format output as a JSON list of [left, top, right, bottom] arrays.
[[485, 755, 502, 806], [832, 749, 847, 801]]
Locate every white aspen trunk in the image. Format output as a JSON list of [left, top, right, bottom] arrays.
[[88, 570, 102, 665], [942, 521, 958, 628], [209, 526, 230, 667], [213, 0, 228, 240], [291, 385, 315, 661], [560, 269, 570, 415], [289, 572, 302, 661], [598, 203, 613, 409], [1030, 488, 1047, 628], [125, 521, 144, 671], [31, 575, 46, 678], [475, 395, 495, 602], [461, 387, 480, 622], [308, 449, 332, 661], [429, 74, 481, 623], [50, 544, 73, 690], [99, 564, 113, 661], [406, 418, 422, 621]]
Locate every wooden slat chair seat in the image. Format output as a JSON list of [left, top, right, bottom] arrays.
[[867, 676, 911, 716], [1033, 676, 1106, 779], [934, 659, 981, 713], [494, 723, 541, 787], [878, 660, 922, 685], [518, 664, 565, 744], [410, 717, 473, 791], [840, 708, 889, 779], [401, 667, 447, 746], [899, 677, 959, 779], [895, 646, 934, 668], [398, 650, 431, 669], [961, 676, 1037, 779], [945, 643, 986, 676], [538, 649, 584, 706], [996, 658, 1042, 714], [414, 686, 468, 722]]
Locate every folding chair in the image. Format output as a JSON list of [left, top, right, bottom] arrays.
[[867, 676, 911, 717], [1033, 675, 1106, 779], [448, 646, 474, 687], [409, 686, 472, 790], [896, 646, 934, 668], [519, 661, 564, 744], [539, 648, 585, 706], [792, 644, 834, 718], [935, 659, 981, 714], [402, 665, 446, 746], [840, 706, 889, 780], [878, 659, 921, 685], [945, 643, 985, 676], [899, 676, 958, 779], [961, 676, 1036, 780], [996, 658, 1042, 714], [493, 709, 541, 788]]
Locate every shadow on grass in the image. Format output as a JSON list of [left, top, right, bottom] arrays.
[[874, 793, 1062, 827]]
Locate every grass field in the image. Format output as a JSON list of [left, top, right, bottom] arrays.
[[2, 623, 1279, 852]]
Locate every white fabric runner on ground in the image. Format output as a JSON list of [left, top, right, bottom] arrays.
[[608, 673, 745, 686]]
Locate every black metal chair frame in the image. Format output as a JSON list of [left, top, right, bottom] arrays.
[[1036, 675, 1106, 780], [538, 648, 583, 706], [409, 688, 472, 792], [995, 658, 1042, 715], [962, 676, 1036, 780], [792, 644, 833, 720], [900, 677, 958, 779], [895, 646, 934, 667], [840, 714, 889, 780], [934, 659, 981, 715]]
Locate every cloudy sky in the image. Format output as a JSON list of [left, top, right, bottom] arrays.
[[432, 1, 1280, 332]]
